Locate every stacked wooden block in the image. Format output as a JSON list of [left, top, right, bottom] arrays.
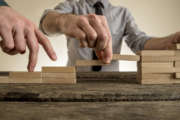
[[137, 50, 175, 84], [0, 67, 76, 84], [175, 44, 180, 79], [42, 67, 76, 84]]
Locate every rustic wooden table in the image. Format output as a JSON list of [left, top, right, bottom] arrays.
[[0, 72, 180, 120]]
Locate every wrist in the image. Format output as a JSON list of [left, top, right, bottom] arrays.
[[56, 14, 76, 33]]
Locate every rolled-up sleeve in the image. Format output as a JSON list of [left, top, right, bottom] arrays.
[[124, 8, 152, 53], [0, 0, 8, 6], [40, 0, 75, 35]]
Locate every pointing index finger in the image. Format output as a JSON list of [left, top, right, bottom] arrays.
[[35, 29, 57, 61]]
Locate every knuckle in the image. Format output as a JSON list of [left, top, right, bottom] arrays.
[[79, 33, 86, 40], [15, 19, 25, 27], [33, 45, 39, 52], [15, 45, 26, 52], [5, 43, 14, 50], [88, 14, 97, 20], [0, 23, 11, 32], [25, 22, 34, 32], [79, 16, 88, 24], [100, 33, 108, 41], [89, 33, 97, 41], [88, 14, 100, 22]]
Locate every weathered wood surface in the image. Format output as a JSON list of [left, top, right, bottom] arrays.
[[0, 72, 180, 102], [0, 101, 180, 120]]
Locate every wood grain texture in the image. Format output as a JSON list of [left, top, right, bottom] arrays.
[[0, 72, 180, 102], [76, 60, 109, 66], [141, 56, 175, 62], [112, 54, 140, 61], [42, 77, 76, 84], [139, 73, 176, 84], [76, 55, 140, 66], [175, 73, 180, 79], [138, 50, 175, 56], [9, 78, 42, 84], [42, 67, 76, 73], [0, 77, 10, 83], [176, 44, 180, 50], [175, 62, 180, 67], [141, 73, 173, 79], [141, 63, 174, 68], [10, 72, 41, 78], [141, 67, 175, 74], [141, 62, 174, 74], [42, 73, 76, 79], [0, 102, 180, 120]]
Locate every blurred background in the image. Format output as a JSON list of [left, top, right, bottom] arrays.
[[0, 0, 180, 71]]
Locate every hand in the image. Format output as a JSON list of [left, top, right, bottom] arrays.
[[166, 32, 180, 49], [144, 32, 180, 50], [58, 14, 112, 63], [0, 6, 57, 72]]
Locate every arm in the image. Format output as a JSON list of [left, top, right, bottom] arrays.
[[123, 8, 179, 51], [0, 4, 57, 72], [41, 11, 112, 63], [144, 33, 179, 50]]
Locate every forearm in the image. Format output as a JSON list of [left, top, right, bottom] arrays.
[[144, 34, 176, 50], [41, 11, 73, 35]]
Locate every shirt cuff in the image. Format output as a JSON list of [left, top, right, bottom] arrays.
[[0, 0, 9, 6]]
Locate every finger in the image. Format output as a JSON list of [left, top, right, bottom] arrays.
[[35, 29, 57, 61], [94, 49, 103, 60], [175, 33, 180, 43], [0, 27, 14, 52], [100, 16, 113, 63], [78, 16, 97, 48], [88, 15, 108, 50], [74, 28, 88, 48], [14, 27, 26, 54], [26, 31, 39, 72], [80, 39, 88, 48]]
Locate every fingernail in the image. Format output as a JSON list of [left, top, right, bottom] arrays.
[[105, 57, 111, 64], [52, 54, 57, 61]]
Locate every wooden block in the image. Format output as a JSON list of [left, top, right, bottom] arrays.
[[76, 60, 109, 66], [141, 78, 173, 84], [175, 73, 180, 79], [141, 67, 175, 74], [136, 62, 142, 83], [141, 62, 174, 74], [175, 68, 180, 73], [142, 63, 174, 68], [138, 50, 175, 56], [42, 73, 76, 79], [142, 73, 173, 79], [172, 79, 180, 84], [42, 67, 76, 73], [175, 62, 180, 67], [176, 44, 180, 50], [112, 54, 140, 61], [0, 77, 10, 83], [42, 78, 76, 84], [141, 56, 175, 62], [76, 54, 140, 66], [9, 72, 41, 78], [9, 78, 42, 83], [139, 73, 174, 84]]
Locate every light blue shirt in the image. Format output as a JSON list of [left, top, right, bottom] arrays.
[[40, 0, 151, 72]]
